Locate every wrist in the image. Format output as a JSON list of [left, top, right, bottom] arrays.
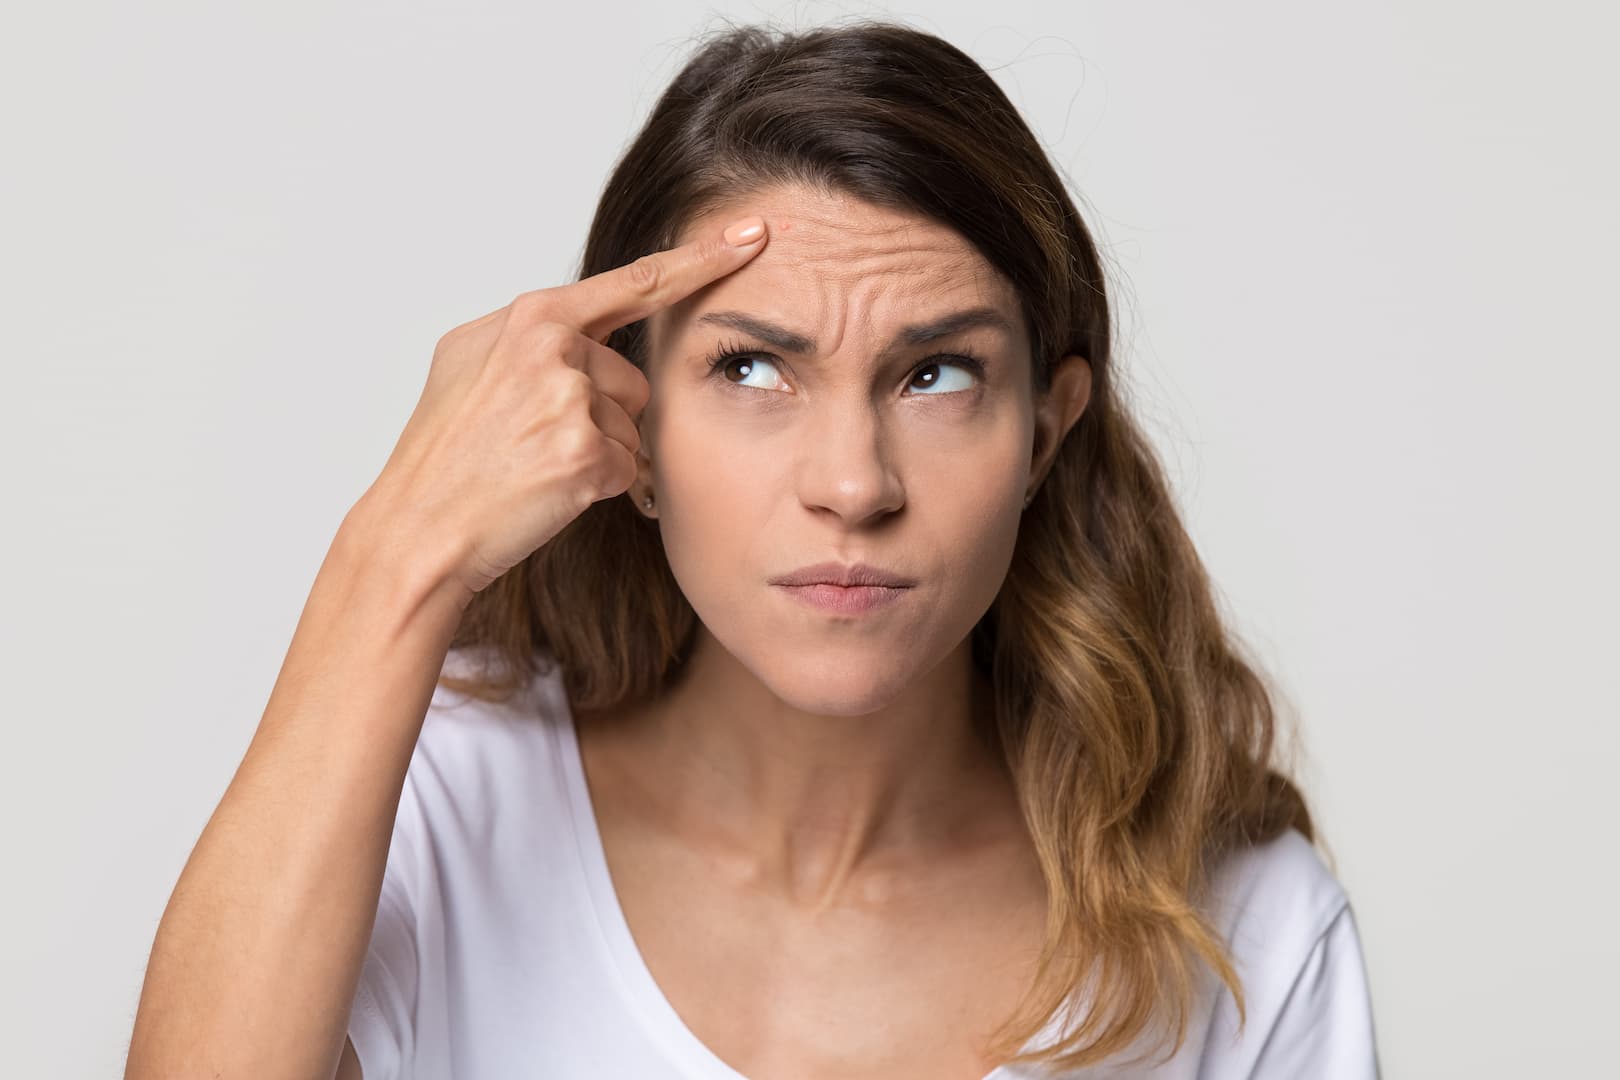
[[336, 487, 476, 619]]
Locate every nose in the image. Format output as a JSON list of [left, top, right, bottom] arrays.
[[795, 405, 905, 523]]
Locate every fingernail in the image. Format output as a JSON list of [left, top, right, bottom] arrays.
[[723, 216, 765, 246]]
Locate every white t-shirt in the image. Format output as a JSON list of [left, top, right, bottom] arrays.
[[346, 648, 1380, 1078]]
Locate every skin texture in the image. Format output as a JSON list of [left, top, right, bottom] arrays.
[[571, 185, 1095, 1077], [579, 183, 1093, 906]]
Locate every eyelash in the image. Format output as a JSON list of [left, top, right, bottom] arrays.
[[700, 336, 988, 396]]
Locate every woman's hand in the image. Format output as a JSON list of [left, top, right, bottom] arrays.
[[363, 215, 768, 601]]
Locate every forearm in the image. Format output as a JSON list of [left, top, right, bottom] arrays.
[[125, 497, 471, 1080]]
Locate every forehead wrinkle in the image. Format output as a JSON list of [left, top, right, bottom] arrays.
[[671, 257, 1020, 371], [693, 305, 1016, 362], [661, 194, 1022, 365], [827, 246, 1006, 331], [785, 232, 980, 282]]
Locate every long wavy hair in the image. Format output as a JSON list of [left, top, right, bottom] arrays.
[[440, 17, 1320, 1073]]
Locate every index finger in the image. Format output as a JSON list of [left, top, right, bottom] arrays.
[[557, 215, 768, 345]]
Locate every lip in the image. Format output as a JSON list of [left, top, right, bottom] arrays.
[[776, 582, 909, 615], [769, 561, 917, 588], [770, 561, 916, 616]]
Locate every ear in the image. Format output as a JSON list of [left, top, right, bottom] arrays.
[[632, 414, 658, 518], [633, 447, 657, 517], [632, 323, 661, 518], [1025, 353, 1092, 502]]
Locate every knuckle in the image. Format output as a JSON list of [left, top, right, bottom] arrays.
[[624, 253, 663, 295], [508, 289, 553, 325], [556, 417, 600, 464], [554, 363, 594, 403], [530, 320, 575, 355], [596, 448, 634, 497], [603, 456, 633, 496], [520, 322, 581, 372], [580, 473, 612, 511], [570, 482, 597, 515], [694, 237, 731, 265]]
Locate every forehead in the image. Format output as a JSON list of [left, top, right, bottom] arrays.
[[657, 186, 1022, 335]]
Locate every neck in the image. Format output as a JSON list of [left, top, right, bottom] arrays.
[[579, 629, 1018, 913]]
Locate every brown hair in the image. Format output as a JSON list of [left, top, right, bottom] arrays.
[[442, 16, 1319, 1073]]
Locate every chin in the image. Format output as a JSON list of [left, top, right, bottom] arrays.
[[735, 643, 921, 718]]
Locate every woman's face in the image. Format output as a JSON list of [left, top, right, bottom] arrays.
[[636, 184, 1074, 715]]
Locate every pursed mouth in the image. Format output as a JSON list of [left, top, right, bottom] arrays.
[[774, 582, 912, 614]]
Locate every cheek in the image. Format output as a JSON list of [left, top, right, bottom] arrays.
[[930, 444, 1026, 593], [915, 411, 1029, 506], [646, 405, 783, 612], [651, 403, 783, 512]]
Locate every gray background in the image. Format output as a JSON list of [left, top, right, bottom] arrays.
[[4, 1, 1615, 1076]]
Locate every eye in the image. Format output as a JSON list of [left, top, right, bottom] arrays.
[[710, 351, 789, 392], [906, 360, 977, 395], [702, 339, 986, 397]]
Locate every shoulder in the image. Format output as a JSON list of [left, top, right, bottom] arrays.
[[396, 646, 571, 826], [1206, 827, 1349, 952], [1199, 828, 1360, 1033], [1013, 829, 1375, 1077], [1200, 828, 1368, 1051], [1195, 830, 1381, 1075], [413, 647, 564, 754]]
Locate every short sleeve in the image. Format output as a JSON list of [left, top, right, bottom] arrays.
[[1247, 902, 1381, 1078], [345, 786, 426, 1080]]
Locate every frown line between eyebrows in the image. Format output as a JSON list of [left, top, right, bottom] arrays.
[[692, 306, 1015, 361]]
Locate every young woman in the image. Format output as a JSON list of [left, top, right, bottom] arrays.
[[127, 20, 1379, 1080]]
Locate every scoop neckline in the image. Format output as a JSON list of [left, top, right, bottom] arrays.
[[544, 677, 1046, 1080]]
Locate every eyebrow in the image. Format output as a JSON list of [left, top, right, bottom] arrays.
[[693, 306, 1015, 360]]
